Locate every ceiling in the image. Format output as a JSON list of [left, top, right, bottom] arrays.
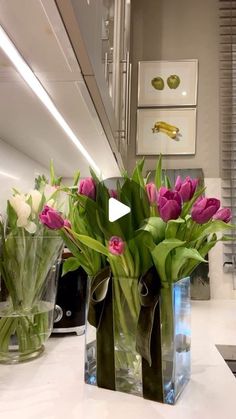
[[0, 0, 121, 179]]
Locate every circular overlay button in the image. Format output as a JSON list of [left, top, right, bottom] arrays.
[[84, 177, 150, 242]]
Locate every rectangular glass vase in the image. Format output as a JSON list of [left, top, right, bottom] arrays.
[[84, 276, 191, 405]]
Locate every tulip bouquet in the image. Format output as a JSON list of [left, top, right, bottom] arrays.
[[39, 156, 233, 402], [0, 178, 67, 363], [46, 157, 233, 287]]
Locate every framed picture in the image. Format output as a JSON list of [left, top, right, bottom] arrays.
[[136, 108, 196, 155], [138, 60, 198, 107]]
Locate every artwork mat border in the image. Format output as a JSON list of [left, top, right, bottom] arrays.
[[138, 59, 198, 107], [136, 107, 197, 156]]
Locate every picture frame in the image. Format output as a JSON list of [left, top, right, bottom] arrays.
[[138, 60, 198, 107], [136, 108, 196, 156]]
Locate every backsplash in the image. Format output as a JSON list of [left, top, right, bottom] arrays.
[[0, 138, 48, 214]]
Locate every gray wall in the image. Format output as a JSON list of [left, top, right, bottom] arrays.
[[128, 0, 220, 178]]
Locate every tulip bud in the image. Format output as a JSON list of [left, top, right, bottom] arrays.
[[175, 176, 198, 202], [157, 187, 182, 222], [191, 197, 220, 224], [108, 236, 125, 255], [78, 177, 96, 200], [213, 208, 232, 223], [145, 183, 158, 205], [39, 205, 65, 230]]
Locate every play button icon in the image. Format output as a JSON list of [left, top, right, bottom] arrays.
[[108, 198, 131, 222]]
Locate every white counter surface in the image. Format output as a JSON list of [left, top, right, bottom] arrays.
[[1, 300, 236, 419]]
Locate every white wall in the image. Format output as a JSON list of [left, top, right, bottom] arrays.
[[0, 138, 48, 214]]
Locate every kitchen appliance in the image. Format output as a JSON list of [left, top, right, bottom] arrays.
[[53, 255, 87, 335]]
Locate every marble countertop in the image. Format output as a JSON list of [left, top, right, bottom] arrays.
[[1, 300, 236, 419]]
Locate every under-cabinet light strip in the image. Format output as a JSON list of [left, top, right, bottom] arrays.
[[0, 170, 19, 180], [0, 25, 101, 176]]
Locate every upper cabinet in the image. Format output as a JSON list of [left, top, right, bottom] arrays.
[[55, 0, 131, 164], [0, 0, 122, 178]]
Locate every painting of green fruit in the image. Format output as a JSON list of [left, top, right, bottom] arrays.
[[167, 75, 181, 89], [151, 77, 164, 90]]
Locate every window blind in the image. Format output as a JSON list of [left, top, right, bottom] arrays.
[[220, 0, 236, 268]]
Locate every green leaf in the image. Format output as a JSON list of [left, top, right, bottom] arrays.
[[6, 201, 17, 230], [165, 218, 185, 239], [164, 173, 171, 189], [155, 154, 162, 188], [132, 158, 145, 188], [90, 167, 101, 184], [151, 239, 186, 284], [73, 233, 109, 256], [140, 217, 166, 244], [145, 171, 152, 184], [197, 220, 235, 240], [128, 230, 154, 276], [60, 230, 83, 258], [62, 257, 81, 276], [50, 159, 55, 185], [119, 178, 150, 237], [171, 247, 207, 282], [73, 170, 80, 186], [181, 235, 217, 277]]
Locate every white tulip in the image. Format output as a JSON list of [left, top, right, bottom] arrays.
[[29, 190, 42, 213], [9, 194, 37, 233], [10, 195, 31, 220]]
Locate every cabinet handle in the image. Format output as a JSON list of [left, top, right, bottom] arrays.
[[104, 52, 109, 82], [125, 51, 132, 145]]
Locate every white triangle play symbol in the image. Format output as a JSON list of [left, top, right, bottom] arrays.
[[108, 198, 131, 222]]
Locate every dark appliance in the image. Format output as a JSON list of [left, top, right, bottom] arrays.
[[53, 256, 87, 335]]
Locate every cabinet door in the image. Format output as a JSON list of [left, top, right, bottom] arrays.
[[56, 0, 120, 150], [115, 0, 131, 162]]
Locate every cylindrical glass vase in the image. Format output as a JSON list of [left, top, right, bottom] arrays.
[[0, 235, 63, 364]]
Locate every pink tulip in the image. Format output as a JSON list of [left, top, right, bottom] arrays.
[[39, 205, 65, 230], [157, 187, 182, 222], [191, 197, 220, 224], [213, 208, 232, 223], [109, 189, 118, 199], [78, 177, 96, 200], [175, 176, 198, 202], [108, 236, 125, 255], [145, 183, 158, 204]]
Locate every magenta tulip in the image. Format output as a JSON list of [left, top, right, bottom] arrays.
[[78, 177, 96, 200], [175, 176, 198, 202], [146, 183, 158, 205], [213, 208, 232, 223], [39, 205, 65, 230], [157, 187, 182, 222], [63, 219, 72, 228], [191, 197, 220, 224], [109, 189, 118, 199], [108, 236, 125, 255]]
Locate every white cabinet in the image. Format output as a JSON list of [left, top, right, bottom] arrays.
[[56, 0, 131, 165], [0, 0, 121, 178]]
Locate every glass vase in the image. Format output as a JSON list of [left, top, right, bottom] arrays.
[[160, 277, 191, 404], [84, 275, 191, 405], [0, 235, 63, 364]]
